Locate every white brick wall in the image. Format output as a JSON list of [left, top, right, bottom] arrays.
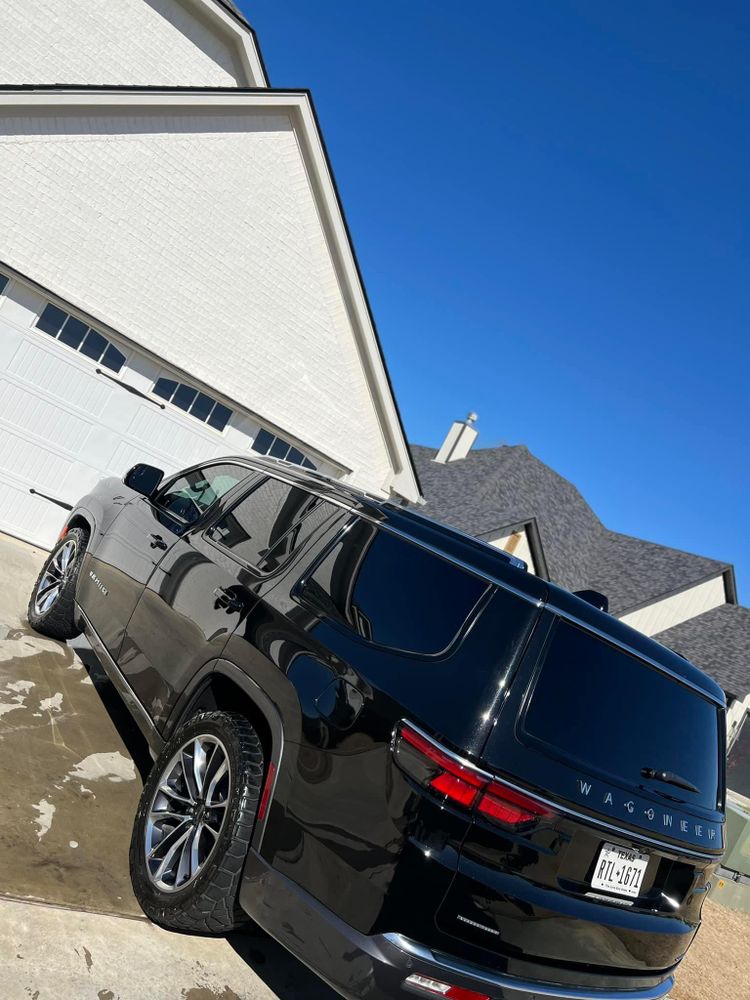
[[0, 0, 244, 87], [0, 105, 393, 495]]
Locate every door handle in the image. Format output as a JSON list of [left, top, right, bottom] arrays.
[[213, 587, 244, 613], [148, 533, 168, 550]]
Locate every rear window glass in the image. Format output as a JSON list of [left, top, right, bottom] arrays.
[[523, 621, 721, 811], [297, 519, 488, 656]]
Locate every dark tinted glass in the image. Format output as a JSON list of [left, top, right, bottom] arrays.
[[153, 378, 177, 401], [209, 479, 332, 572], [157, 463, 249, 525], [36, 303, 67, 336], [58, 317, 89, 350], [0, 274, 8, 296], [523, 621, 721, 810], [100, 343, 126, 373], [301, 457, 317, 470], [287, 447, 304, 466], [190, 392, 215, 422], [299, 521, 488, 655], [80, 329, 107, 361], [172, 384, 197, 411], [253, 429, 274, 454], [207, 402, 232, 431], [269, 437, 290, 460]]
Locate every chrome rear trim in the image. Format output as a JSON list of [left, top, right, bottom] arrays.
[[387, 933, 674, 999]]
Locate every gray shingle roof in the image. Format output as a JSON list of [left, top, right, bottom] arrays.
[[655, 604, 750, 698], [410, 444, 729, 616]]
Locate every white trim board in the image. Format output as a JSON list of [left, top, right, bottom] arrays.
[[618, 574, 727, 637]]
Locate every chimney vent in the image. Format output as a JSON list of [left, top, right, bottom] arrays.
[[434, 412, 478, 464]]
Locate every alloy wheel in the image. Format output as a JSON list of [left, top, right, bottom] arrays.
[[144, 736, 231, 892], [33, 538, 78, 616]]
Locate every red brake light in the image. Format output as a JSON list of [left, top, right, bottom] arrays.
[[58, 525, 69, 541], [393, 721, 553, 828], [477, 779, 552, 826], [398, 722, 486, 808]]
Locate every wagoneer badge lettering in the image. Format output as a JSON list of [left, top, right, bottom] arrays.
[[574, 777, 722, 847]]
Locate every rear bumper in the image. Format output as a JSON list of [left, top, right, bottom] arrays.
[[239, 852, 674, 1000]]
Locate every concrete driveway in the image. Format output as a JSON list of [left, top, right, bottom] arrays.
[[0, 533, 337, 1000]]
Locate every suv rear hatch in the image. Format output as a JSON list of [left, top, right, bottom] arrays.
[[435, 605, 726, 980]]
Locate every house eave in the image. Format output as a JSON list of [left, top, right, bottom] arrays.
[[0, 85, 422, 504]]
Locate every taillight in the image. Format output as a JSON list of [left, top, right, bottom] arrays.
[[477, 779, 551, 825], [404, 974, 490, 1000], [393, 721, 553, 828]]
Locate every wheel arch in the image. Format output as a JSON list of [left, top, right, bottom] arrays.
[[164, 659, 288, 853]]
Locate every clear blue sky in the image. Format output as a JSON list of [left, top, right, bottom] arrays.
[[245, 0, 749, 601]]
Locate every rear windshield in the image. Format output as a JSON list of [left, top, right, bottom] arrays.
[[523, 620, 722, 811]]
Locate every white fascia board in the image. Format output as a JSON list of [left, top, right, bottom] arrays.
[[0, 87, 421, 504], [193, 0, 268, 87], [618, 573, 727, 637]]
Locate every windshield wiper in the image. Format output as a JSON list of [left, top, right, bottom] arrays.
[[641, 767, 700, 795]]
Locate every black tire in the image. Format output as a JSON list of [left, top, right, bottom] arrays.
[[129, 710, 264, 934], [26, 526, 89, 640]]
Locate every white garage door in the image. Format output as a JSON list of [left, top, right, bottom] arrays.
[[0, 271, 243, 549]]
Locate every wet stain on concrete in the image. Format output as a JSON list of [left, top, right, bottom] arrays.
[[97, 990, 117, 1000], [0, 536, 147, 917], [75, 943, 94, 972]]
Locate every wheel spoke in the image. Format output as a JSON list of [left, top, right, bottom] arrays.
[[59, 543, 74, 571], [158, 781, 195, 807], [192, 739, 207, 796], [149, 809, 188, 825], [151, 822, 192, 881], [205, 759, 228, 807], [190, 824, 202, 876], [181, 749, 201, 802], [37, 585, 61, 614]]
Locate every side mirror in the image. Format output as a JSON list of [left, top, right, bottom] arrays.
[[124, 463, 164, 498]]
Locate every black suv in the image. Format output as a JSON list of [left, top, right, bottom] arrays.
[[27, 456, 725, 1000]]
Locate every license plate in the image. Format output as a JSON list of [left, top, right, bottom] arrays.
[[590, 842, 649, 899]]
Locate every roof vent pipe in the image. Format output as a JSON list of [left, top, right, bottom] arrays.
[[434, 412, 478, 464]]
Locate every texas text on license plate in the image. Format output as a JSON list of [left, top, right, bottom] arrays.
[[590, 841, 649, 899]]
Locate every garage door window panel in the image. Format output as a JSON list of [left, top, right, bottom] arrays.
[[0, 273, 9, 297], [253, 428, 317, 470], [152, 376, 233, 432], [34, 303, 126, 374]]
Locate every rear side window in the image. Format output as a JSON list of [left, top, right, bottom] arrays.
[[207, 477, 339, 574], [156, 463, 250, 525], [522, 620, 722, 810], [297, 519, 488, 656]]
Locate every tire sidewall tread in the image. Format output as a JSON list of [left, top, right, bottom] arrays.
[[26, 527, 88, 640], [129, 710, 265, 934]]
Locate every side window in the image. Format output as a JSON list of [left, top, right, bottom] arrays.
[[155, 463, 251, 526], [297, 520, 489, 655], [207, 477, 339, 573]]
